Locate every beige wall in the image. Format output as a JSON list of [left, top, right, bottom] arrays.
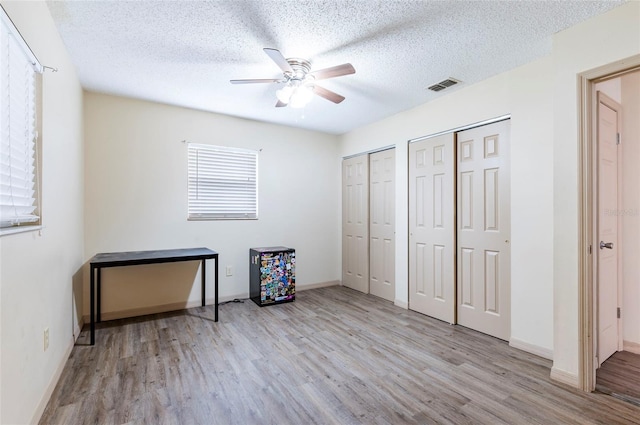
[[552, 0, 640, 385], [621, 71, 640, 351], [83, 93, 341, 319], [595, 78, 622, 103], [0, 1, 84, 424]]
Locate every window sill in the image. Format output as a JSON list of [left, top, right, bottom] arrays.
[[187, 217, 259, 221], [0, 225, 43, 237]]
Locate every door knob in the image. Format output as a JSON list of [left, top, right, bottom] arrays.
[[599, 241, 614, 250]]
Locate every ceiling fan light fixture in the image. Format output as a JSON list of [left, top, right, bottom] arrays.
[[276, 85, 293, 103], [289, 84, 313, 108], [231, 48, 355, 108]]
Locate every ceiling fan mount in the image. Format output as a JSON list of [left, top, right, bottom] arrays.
[[230, 48, 355, 108], [282, 58, 312, 81]]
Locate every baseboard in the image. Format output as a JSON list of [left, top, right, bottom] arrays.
[[82, 282, 341, 322], [31, 334, 75, 425], [73, 320, 82, 342], [623, 340, 640, 355], [550, 366, 580, 388], [394, 298, 408, 309], [509, 337, 554, 360], [296, 280, 340, 291], [217, 293, 248, 303], [82, 299, 207, 323]]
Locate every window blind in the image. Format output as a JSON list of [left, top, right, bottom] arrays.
[[188, 144, 258, 220], [0, 9, 41, 229]]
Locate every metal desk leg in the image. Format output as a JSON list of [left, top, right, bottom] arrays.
[[214, 255, 219, 322], [201, 259, 206, 307], [97, 267, 102, 323], [90, 265, 95, 346]]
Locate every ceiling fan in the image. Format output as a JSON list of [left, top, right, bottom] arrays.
[[230, 48, 355, 108]]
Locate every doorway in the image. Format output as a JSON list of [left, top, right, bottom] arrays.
[[595, 91, 622, 367], [592, 70, 640, 403], [578, 58, 640, 397]]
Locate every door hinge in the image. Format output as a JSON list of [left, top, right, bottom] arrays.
[[617, 133, 621, 145], [589, 245, 592, 254], [617, 307, 621, 319]]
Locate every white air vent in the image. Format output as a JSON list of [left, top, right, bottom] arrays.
[[427, 78, 461, 92]]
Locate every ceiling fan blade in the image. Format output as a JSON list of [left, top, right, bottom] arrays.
[[312, 85, 345, 104], [310, 63, 355, 80], [263, 48, 293, 73], [275, 100, 287, 108], [230, 79, 282, 84]]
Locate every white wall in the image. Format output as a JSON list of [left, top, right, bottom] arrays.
[[621, 71, 640, 351], [0, 1, 84, 424], [340, 55, 556, 357], [552, 1, 640, 384], [83, 93, 341, 319]]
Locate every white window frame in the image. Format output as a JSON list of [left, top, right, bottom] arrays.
[[187, 143, 258, 220], [0, 7, 43, 236]]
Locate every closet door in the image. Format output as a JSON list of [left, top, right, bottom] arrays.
[[409, 134, 456, 323], [369, 149, 395, 301], [342, 155, 369, 293], [457, 120, 511, 340]]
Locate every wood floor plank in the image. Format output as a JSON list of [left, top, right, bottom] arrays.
[[597, 350, 640, 405], [40, 286, 640, 424]]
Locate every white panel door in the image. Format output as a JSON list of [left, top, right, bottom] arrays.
[[342, 155, 369, 293], [457, 120, 511, 341], [409, 134, 455, 323], [369, 149, 395, 301], [597, 92, 621, 366]]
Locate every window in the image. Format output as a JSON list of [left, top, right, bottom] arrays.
[[188, 144, 258, 220], [0, 8, 42, 232]]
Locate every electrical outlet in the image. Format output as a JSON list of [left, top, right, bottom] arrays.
[[44, 328, 49, 351], [225, 265, 233, 276]]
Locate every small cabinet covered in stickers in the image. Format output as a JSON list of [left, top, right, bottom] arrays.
[[249, 247, 295, 307]]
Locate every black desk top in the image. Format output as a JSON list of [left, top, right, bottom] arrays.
[[89, 247, 218, 268]]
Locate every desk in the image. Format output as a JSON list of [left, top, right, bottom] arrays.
[[89, 247, 218, 345]]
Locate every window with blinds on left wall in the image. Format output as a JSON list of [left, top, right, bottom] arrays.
[[0, 8, 43, 234]]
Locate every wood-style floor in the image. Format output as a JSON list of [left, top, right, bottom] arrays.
[[597, 350, 640, 406], [40, 286, 640, 424]]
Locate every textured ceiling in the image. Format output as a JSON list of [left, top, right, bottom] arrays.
[[46, 0, 624, 135]]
